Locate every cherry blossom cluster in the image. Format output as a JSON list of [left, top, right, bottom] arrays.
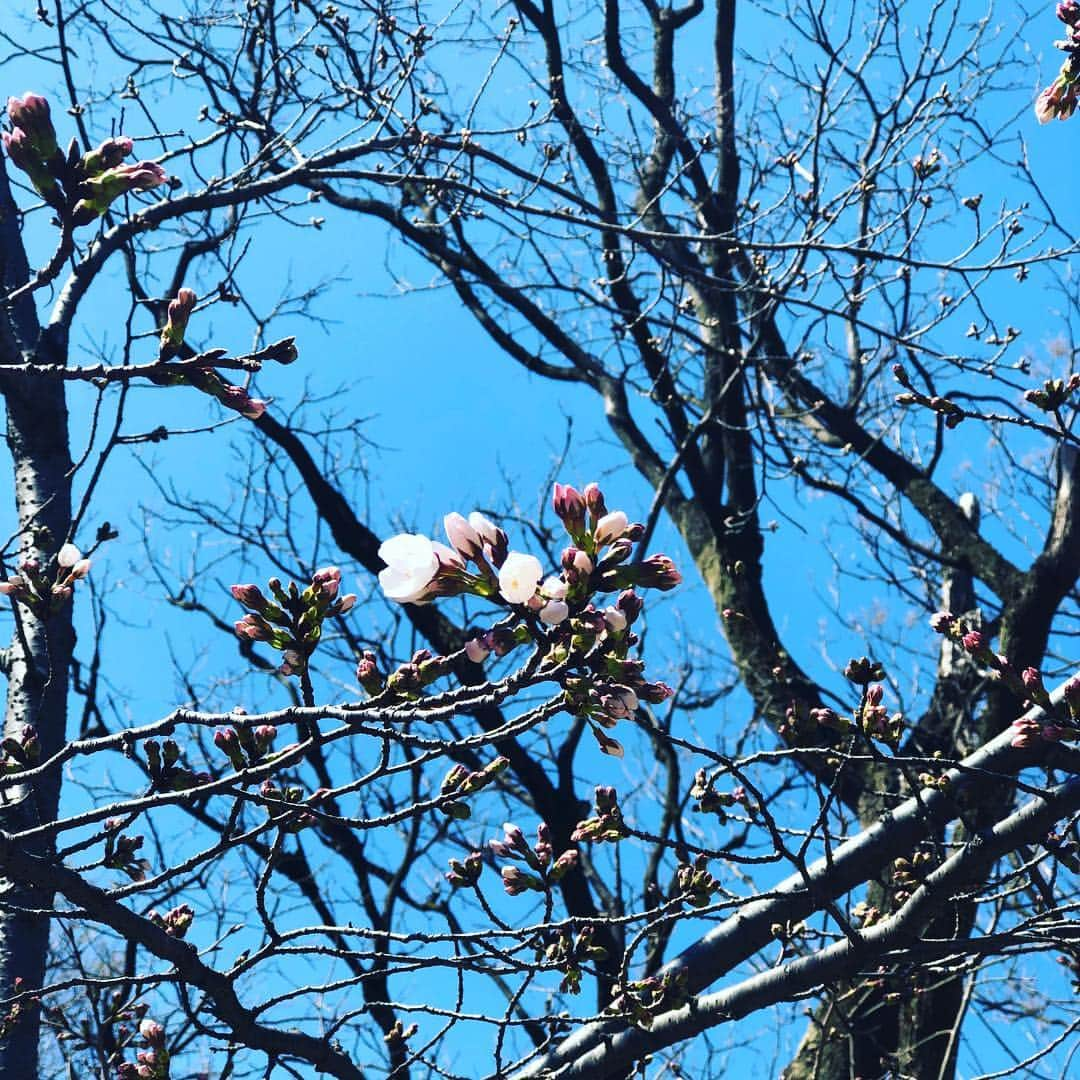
[[2, 93, 168, 222], [1035, 2, 1080, 123], [148, 904, 194, 940], [376, 482, 678, 755], [570, 786, 629, 844], [142, 737, 212, 792], [257, 779, 323, 833], [103, 823, 151, 882], [539, 925, 608, 995], [212, 724, 278, 772], [0, 542, 91, 616], [377, 481, 680, 612], [930, 612, 1080, 747], [892, 850, 935, 907], [489, 821, 579, 896], [115, 1017, 169, 1079], [677, 855, 723, 909], [232, 567, 357, 676], [790, 656, 906, 750]]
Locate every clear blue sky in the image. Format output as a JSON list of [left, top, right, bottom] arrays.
[[2, 0, 1078, 1075]]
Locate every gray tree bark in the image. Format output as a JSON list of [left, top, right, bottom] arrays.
[[0, 156, 75, 1078]]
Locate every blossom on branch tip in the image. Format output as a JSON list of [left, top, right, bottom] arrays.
[[594, 510, 628, 547], [540, 599, 569, 625], [498, 551, 543, 605], [552, 482, 587, 539], [161, 288, 197, 353], [2, 127, 57, 196], [7, 93, 58, 159], [444, 512, 483, 562], [378, 533, 439, 604], [73, 159, 168, 220], [81, 135, 133, 176]]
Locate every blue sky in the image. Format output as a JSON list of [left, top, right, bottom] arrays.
[[3, 0, 1079, 1075]]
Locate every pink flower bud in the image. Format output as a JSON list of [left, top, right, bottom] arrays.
[[1021, 667, 1045, 696], [233, 614, 268, 641], [230, 583, 265, 609], [562, 547, 593, 575], [583, 482, 607, 517], [552, 482, 587, 536], [633, 554, 681, 591], [82, 135, 133, 175], [57, 543, 82, 568], [594, 510, 629, 547], [464, 636, 490, 663], [539, 599, 569, 625], [444, 512, 483, 561], [1, 127, 56, 195], [7, 93, 57, 158], [312, 565, 341, 598], [138, 1018, 165, 1047], [161, 288, 197, 349], [467, 511, 500, 546], [501, 865, 542, 895]]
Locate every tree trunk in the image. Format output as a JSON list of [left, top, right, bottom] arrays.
[[0, 159, 75, 1078]]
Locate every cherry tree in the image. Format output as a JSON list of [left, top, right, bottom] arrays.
[[0, 2, 1078, 1078]]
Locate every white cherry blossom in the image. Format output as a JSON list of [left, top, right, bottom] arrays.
[[378, 533, 439, 604], [498, 551, 543, 605]]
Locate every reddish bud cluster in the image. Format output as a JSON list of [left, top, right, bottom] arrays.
[[2, 92, 169, 223], [231, 568, 356, 676], [571, 786, 629, 844], [0, 542, 91, 616], [1035, 4, 1080, 122]]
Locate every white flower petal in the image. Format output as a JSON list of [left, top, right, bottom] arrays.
[[498, 551, 543, 605]]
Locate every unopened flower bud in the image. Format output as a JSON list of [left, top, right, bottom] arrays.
[[444, 512, 483, 561], [540, 599, 569, 625], [594, 510, 629, 547], [138, 1019, 165, 1047], [583, 482, 607, 518], [552, 482, 587, 538], [7, 93, 58, 158], [230, 583, 266, 610]]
